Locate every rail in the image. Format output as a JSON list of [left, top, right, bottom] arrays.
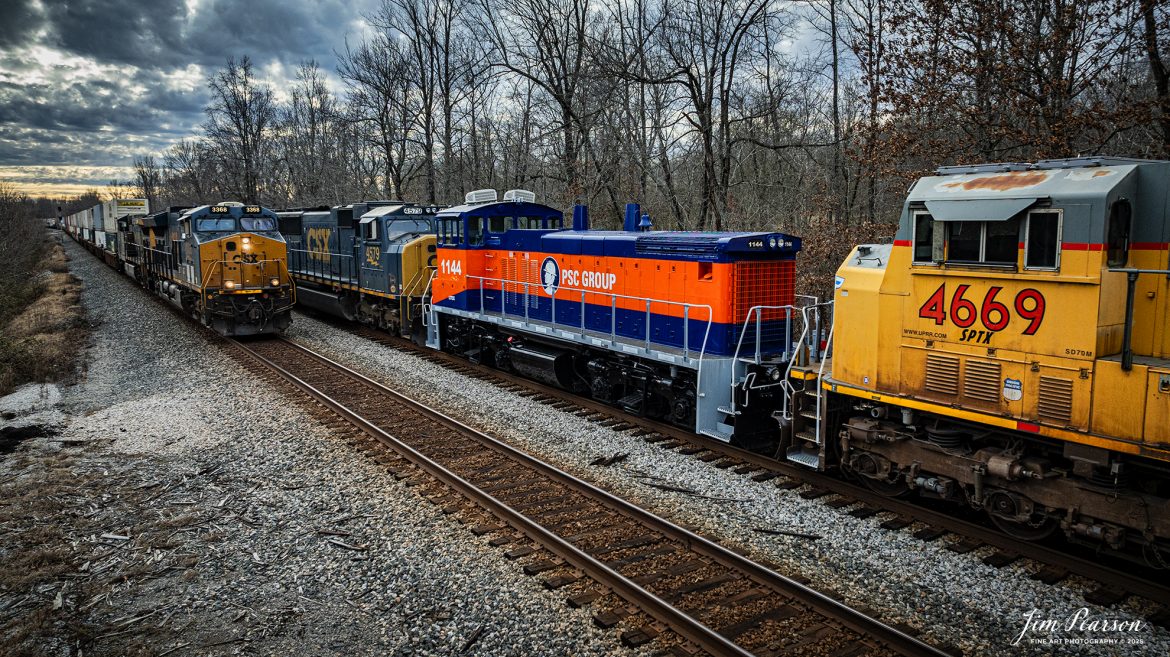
[[231, 337, 950, 657], [462, 274, 714, 364]]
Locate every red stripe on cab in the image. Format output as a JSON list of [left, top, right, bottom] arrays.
[[893, 239, 911, 247], [1062, 243, 1104, 251], [1017, 421, 1040, 433]]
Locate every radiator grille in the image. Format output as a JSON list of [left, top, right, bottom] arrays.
[[732, 260, 796, 323], [1038, 376, 1074, 422], [963, 360, 1002, 403], [924, 354, 960, 397], [731, 260, 795, 355]]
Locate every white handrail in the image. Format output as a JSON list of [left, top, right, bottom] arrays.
[[462, 273, 713, 363]]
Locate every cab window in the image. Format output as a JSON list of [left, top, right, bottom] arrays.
[[196, 217, 236, 232], [439, 217, 462, 245], [362, 220, 378, 241], [912, 211, 943, 263], [1107, 199, 1131, 268], [488, 215, 508, 233], [1024, 210, 1061, 269], [241, 216, 276, 231], [518, 216, 542, 229], [467, 217, 483, 246], [945, 218, 1020, 266]]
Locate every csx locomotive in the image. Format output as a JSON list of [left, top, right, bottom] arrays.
[[276, 201, 439, 339], [819, 157, 1170, 554], [65, 202, 294, 336]]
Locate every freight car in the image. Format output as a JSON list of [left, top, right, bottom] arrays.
[[63, 198, 148, 265], [65, 201, 295, 336], [810, 157, 1170, 554], [277, 201, 439, 338], [426, 189, 803, 444]]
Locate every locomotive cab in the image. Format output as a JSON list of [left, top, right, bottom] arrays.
[[826, 157, 1170, 552]]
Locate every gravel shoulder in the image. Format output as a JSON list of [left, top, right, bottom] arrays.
[[0, 238, 638, 657], [286, 311, 1170, 657]]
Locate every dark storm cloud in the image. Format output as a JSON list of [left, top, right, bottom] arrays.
[[1, 0, 380, 192], [40, 0, 375, 73], [0, 0, 45, 49], [43, 0, 192, 69]]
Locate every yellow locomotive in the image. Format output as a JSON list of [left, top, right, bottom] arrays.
[[803, 157, 1169, 554], [124, 203, 295, 336]]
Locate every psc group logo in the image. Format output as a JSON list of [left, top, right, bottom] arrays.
[[540, 256, 560, 295]]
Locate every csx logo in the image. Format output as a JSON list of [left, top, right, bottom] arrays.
[[365, 246, 381, 266], [306, 227, 331, 263]]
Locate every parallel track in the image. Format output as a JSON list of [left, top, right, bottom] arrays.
[[229, 336, 952, 657], [334, 323, 1170, 616]]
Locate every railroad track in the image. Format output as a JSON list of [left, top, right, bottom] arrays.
[[228, 335, 951, 657], [332, 323, 1170, 623]]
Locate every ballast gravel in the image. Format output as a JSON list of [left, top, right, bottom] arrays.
[[1, 237, 644, 657], [287, 311, 1170, 657]]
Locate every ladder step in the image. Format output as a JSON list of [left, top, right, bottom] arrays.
[[795, 430, 818, 443], [700, 429, 733, 442], [786, 448, 820, 469], [798, 409, 820, 421]]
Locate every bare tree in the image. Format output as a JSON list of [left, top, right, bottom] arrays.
[[478, 0, 595, 201], [203, 56, 277, 203], [339, 36, 420, 198], [133, 155, 162, 207]]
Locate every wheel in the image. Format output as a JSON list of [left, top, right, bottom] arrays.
[[985, 490, 1057, 541], [851, 452, 909, 497]]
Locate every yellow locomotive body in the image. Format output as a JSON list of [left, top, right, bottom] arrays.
[[821, 157, 1170, 550]]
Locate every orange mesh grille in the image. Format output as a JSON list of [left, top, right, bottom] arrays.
[[733, 260, 795, 323]]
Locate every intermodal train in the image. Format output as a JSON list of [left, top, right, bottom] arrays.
[[64, 201, 295, 336], [276, 156, 1167, 559]]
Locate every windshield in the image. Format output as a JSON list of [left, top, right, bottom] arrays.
[[241, 216, 276, 231], [196, 217, 237, 232]]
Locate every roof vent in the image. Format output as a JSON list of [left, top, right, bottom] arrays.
[[465, 189, 498, 204], [503, 189, 535, 203]]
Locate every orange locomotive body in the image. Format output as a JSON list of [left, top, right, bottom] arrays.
[[426, 191, 804, 443]]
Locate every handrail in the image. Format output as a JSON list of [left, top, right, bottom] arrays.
[[729, 300, 833, 418], [288, 247, 356, 285], [462, 273, 713, 364]]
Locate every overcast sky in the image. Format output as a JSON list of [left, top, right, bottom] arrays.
[[0, 0, 379, 198]]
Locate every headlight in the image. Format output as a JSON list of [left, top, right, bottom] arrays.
[[390, 285, 398, 294], [241, 236, 251, 244], [223, 280, 236, 289], [768, 237, 777, 248], [270, 277, 280, 287]]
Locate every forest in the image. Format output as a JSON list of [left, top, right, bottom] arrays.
[[29, 0, 1170, 290]]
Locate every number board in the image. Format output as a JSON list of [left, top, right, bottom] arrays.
[[245, 206, 262, 214]]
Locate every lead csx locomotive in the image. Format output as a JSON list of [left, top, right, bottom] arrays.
[[278, 158, 1170, 559], [63, 202, 295, 336]]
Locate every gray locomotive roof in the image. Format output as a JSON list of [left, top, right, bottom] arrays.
[[908, 163, 1137, 205], [895, 158, 1170, 244]]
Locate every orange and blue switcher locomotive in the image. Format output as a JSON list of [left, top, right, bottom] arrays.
[[427, 188, 802, 442]]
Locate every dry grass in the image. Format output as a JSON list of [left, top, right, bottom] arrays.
[[0, 240, 86, 395]]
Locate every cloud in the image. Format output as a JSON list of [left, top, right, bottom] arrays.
[[0, 0, 46, 49], [0, 0, 382, 195]]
